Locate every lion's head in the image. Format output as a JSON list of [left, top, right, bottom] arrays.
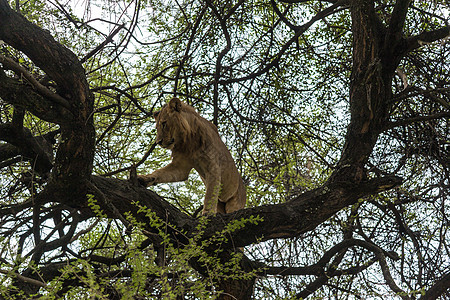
[[153, 98, 216, 152]]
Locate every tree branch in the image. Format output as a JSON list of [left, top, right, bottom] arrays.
[[0, 269, 47, 288], [204, 0, 238, 125], [393, 86, 450, 109], [0, 68, 71, 123], [295, 239, 408, 300], [253, 238, 379, 277], [383, 112, 450, 131], [0, 0, 90, 99], [0, 54, 71, 109], [405, 25, 450, 53], [80, 24, 126, 64], [173, 6, 207, 96], [384, 0, 412, 49], [0, 124, 55, 174], [89, 175, 402, 249], [0, 0, 96, 200], [419, 272, 450, 300]]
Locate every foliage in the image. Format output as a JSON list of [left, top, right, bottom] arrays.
[[1, 197, 261, 299], [0, 0, 449, 298]]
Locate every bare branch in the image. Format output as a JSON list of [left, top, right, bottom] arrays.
[[384, 112, 450, 131], [220, 0, 349, 85], [0, 269, 47, 288], [405, 26, 450, 53], [384, 0, 412, 49], [80, 23, 126, 64]]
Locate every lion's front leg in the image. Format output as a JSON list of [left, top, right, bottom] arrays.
[[138, 158, 192, 187]]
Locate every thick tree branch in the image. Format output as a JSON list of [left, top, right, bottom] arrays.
[[419, 272, 450, 300], [0, 1, 89, 102], [384, 0, 411, 49], [0, 54, 71, 109], [0, 143, 20, 166], [0, 68, 71, 123], [331, 0, 394, 183], [89, 175, 402, 249], [0, 124, 55, 174]]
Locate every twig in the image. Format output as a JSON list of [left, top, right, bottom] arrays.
[[101, 142, 157, 177], [0, 269, 47, 288], [80, 24, 125, 64]]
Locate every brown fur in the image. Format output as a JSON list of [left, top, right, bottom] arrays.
[[138, 98, 246, 215]]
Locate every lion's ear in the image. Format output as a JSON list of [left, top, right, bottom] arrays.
[[153, 110, 160, 119], [169, 97, 182, 112]]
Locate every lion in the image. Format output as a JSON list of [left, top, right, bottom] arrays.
[[138, 97, 246, 215]]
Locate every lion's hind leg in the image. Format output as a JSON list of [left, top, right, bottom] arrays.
[[223, 183, 246, 214], [217, 201, 226, 214], [224, 197, 243, 214]]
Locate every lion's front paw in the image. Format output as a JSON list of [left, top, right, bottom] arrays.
[[201, 207, 217, 216], [137, 175, 157, 187]]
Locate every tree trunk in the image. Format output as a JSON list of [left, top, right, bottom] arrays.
[[0, 0, 95, 205]]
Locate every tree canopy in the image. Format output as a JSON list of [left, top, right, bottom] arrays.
[[0, 0, 449, 299]]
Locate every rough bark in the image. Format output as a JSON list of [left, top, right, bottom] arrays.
[[1, 0, 449, 298], [0, 0, 95, 204]]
